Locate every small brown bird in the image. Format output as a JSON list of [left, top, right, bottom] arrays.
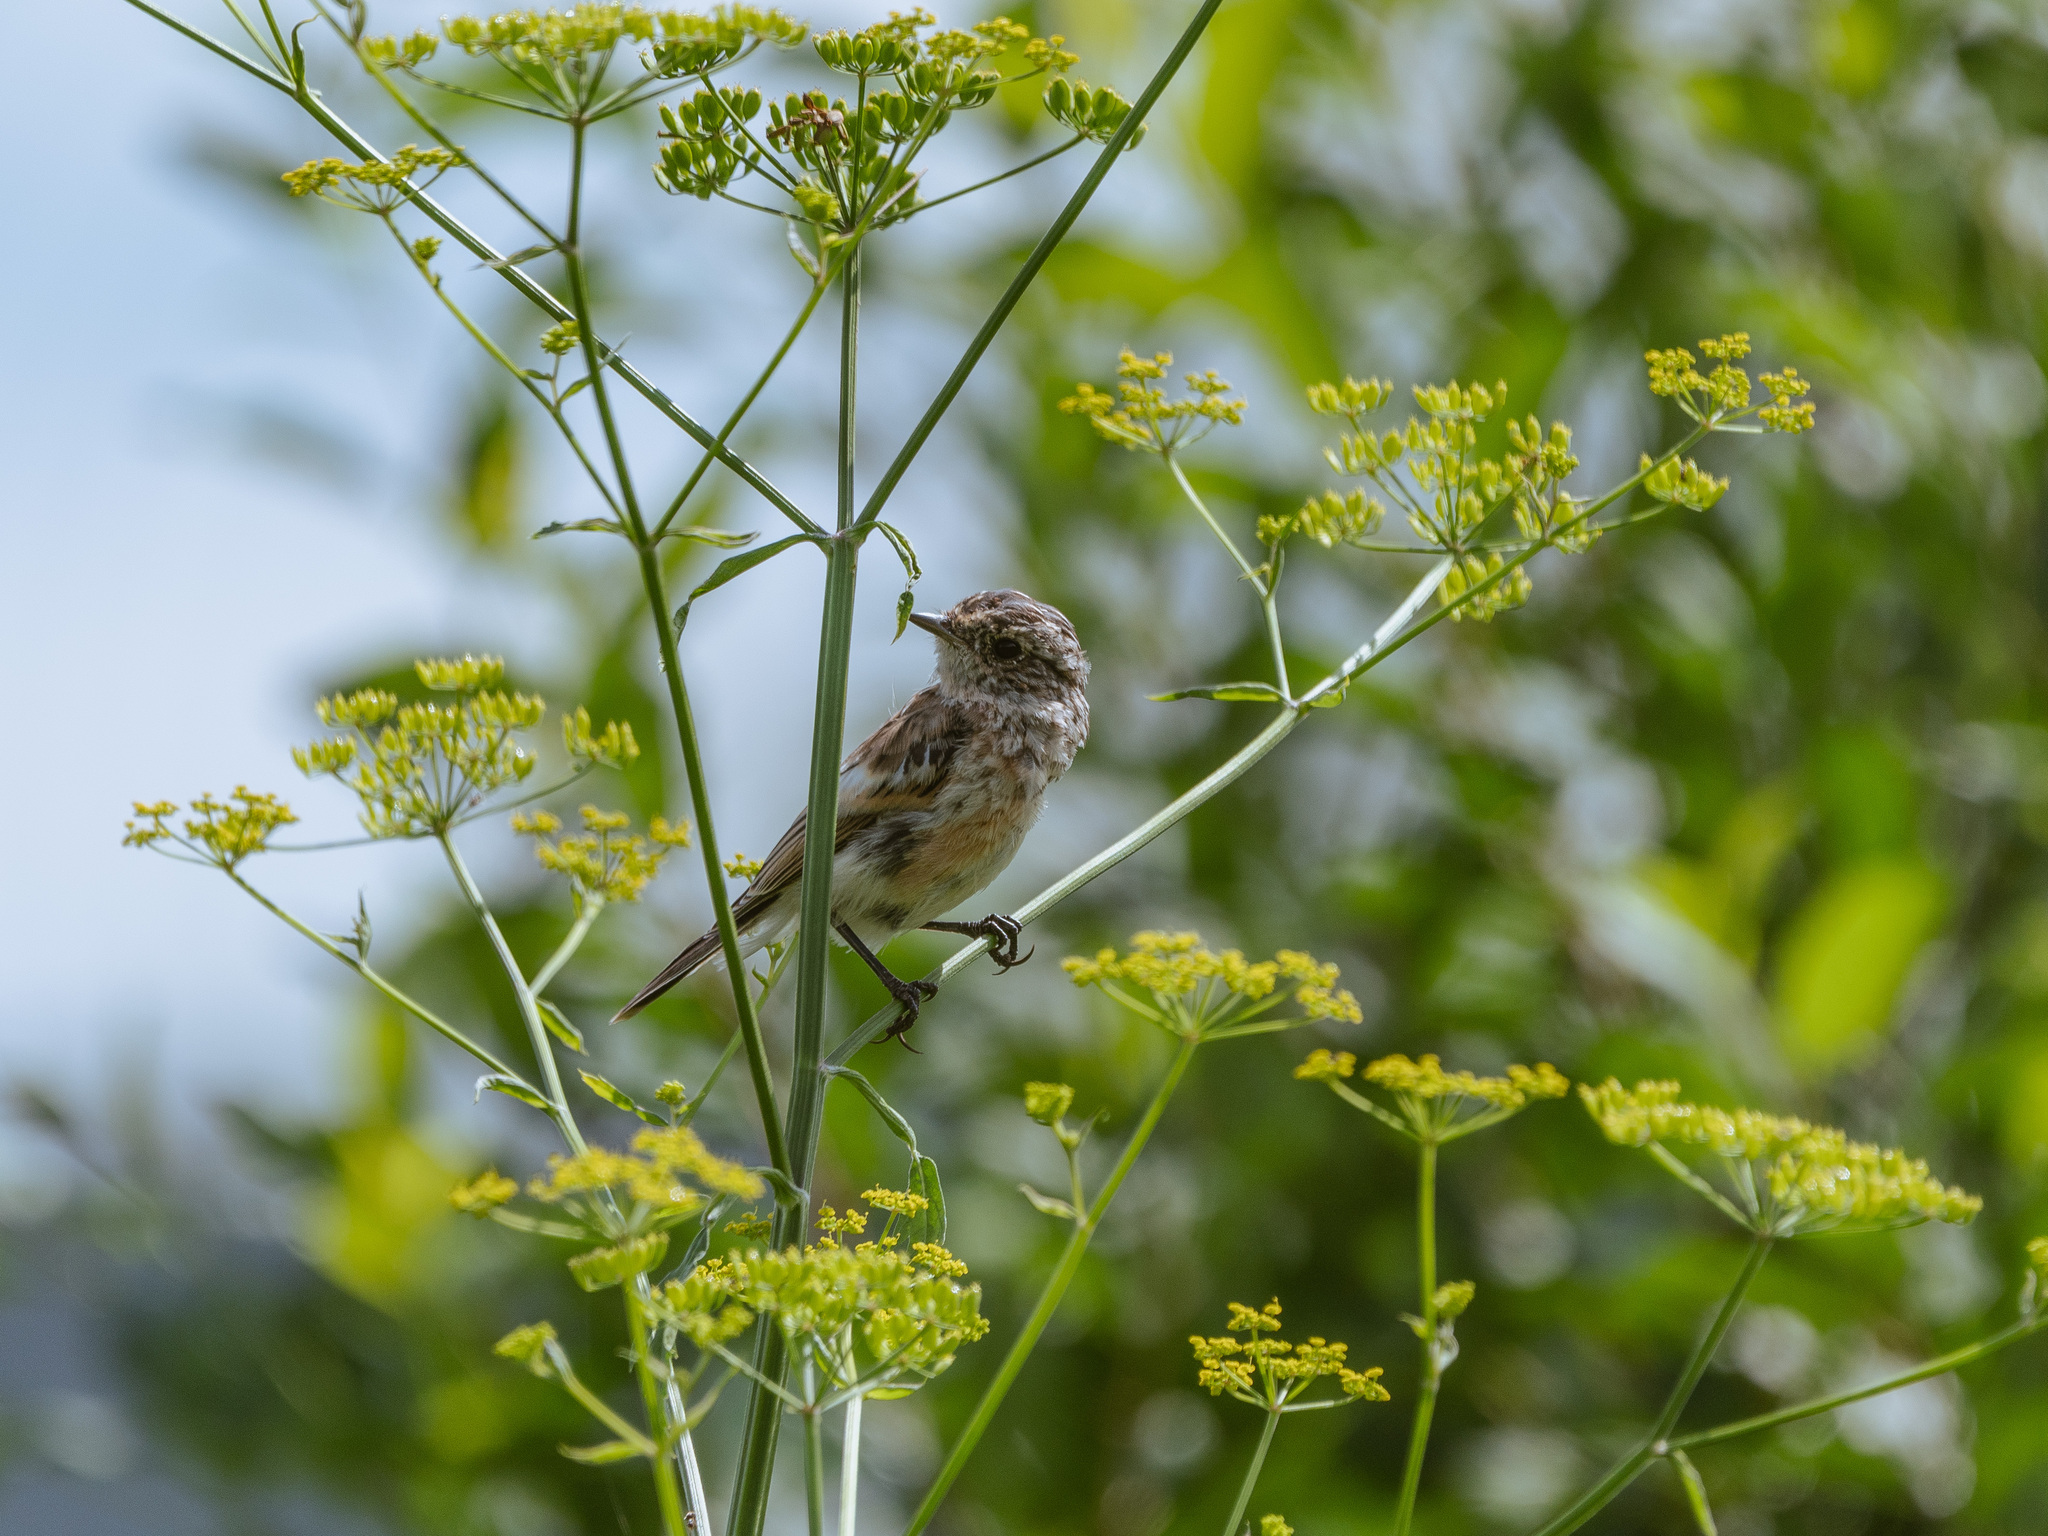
[[614, 589, 1090, 1039]]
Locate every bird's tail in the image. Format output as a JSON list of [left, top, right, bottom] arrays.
[[612, 927, 729, 1022]]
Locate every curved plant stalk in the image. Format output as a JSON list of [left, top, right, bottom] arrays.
[[839, 1394, 864, 1536], [1221, 1409, 1283, 1536]]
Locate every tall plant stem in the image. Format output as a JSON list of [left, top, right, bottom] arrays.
[[1392, 1140, 1440, 1536], [1164, 456, 1288, 698], [1524, 1236, 1773, 1536], [1221, 1410, 1282, 1536], [628, 1279, 692, 1536], [900, 1034, 1201, 1536], [554, 119, 790, 1179], [804, 1410, 829, 1536], [839, 1394, 864, 1536], [728, 245, 865, 1536], [438, 831, 584, 1152]]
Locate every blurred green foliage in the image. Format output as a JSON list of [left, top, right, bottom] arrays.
[[12, 0, 2048, 1532]]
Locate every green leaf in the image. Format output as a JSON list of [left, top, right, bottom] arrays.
[[671, 533, 829, 632], [826, 1065, 920, 1153], [558, 376, 592, 404], [752, 1166, 808, 1208], [480, 242, 558, 269], [475, 1074, 552, 1109], [579, 1070, 664, 1125], [784, 218, 820, 277], [872, 520, 922, 582], [905, 1153, 947, 1247], [1147, 682, 1288, 703], [656, 526, 759, 549], [539, 1000, 586, 1055], [894, 587, 915, 641], [533, 517, 627, 539], [559, 1439, 647, 1465], [1018, 1183, 1076, 1220]]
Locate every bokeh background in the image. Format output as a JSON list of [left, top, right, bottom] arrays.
[[7, 0, 2048, 1531]]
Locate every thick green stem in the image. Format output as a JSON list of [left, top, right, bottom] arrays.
[[438, 832, 584, 1152], [1221, 1411, 1282, 1536], [1393, 1140, 1440, 1536], [900, 1035, 1201, 1536], [553, 118, 790, 1179], [1669, 1312, 2047, 1452], [1524, 1236, 1773, 1536], [729, 249, 864, 1536], [804, 1410, 828, 1536]]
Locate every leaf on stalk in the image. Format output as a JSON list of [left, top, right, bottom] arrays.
[[533, 517, 628, 539], [671, 532, 829, 632], [539, 1000, 586, 1055], [1147, 682, 1288, 703], [752, 1166, 807, 1208], [656, 526, 759, 548], [479, 243, 558, 269], [559, 1438, 647, 1465], [579, 1070, 664, 1125], [1018, 1182, 1075, 1220], [476, 1074, 551, 1109]]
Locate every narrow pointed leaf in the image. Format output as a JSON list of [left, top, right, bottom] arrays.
[[671, 533, 829, 632], [826, 1065, 919, 1153], [559, 1438, 647, 1465], [539, 999, 586, 1055], [1018, 1182, 1076, 1220], [1147, 682, 1288, 703], [475, 1073, 551, 1109], [656, 526, 759, 549], [580, 1070, 664, 1125]]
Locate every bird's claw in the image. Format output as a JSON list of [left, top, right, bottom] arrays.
[[882, 977, 940, 1051], [977, 913, 1031, 972]]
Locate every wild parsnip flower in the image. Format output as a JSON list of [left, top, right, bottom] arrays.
[[493, 1320, 559, 1375], [1059, 351, 1246, 456], [513, 804, 689, 903], [123, 788, 298, 870], [657, 1237, 988, 1397], [528, 1125, 765, 1215], [1189, 1298, 1389, 1410], [1260, 1519, 1293, 1536], [450, 1168, 519, 1215], [570, 1232, 670, 1291], [1297, 1051, 1568, 1143], [1580, 1079, 1980, 1235], [282, 146, 463, 211], [1646, 333, 1815, 434], [1064, 931, 1361, 1040], [1023, 1081, 1075, 1126]]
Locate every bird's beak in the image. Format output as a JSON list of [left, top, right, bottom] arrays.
[[907, 611, 961, 645]]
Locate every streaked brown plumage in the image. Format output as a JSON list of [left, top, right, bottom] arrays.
[[614, 590, 1090, 1036]]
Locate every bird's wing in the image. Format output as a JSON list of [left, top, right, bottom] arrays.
[[730, 685, 969, 921]]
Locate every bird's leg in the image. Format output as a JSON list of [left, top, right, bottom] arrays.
[[835, 922, 939, 1047], [922, 914, 1033, 973]]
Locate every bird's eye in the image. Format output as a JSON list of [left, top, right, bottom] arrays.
[[990, 637, 1024, 662]]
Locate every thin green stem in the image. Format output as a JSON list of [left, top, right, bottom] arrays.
[[910, 134, 1086, 215], [731, 246, 864, 1536], [628, 1281, 692, 1536], [1221, 1411, 1282, 1536], [901, 1034, 1201, 1536], [532, 897, 605, 998], [1393, 1140, 1440, 1536], [854, 0, 1228, 533], [1164, 455, 1288, 698], [223, 871, 521, 1080], [651, 280, 832, 542], [839, 1394, 864, 1536], [1669, 1312, 2047, 1451], [438, 832, 583, 1151], [1524, 1236, 1773, 1536]]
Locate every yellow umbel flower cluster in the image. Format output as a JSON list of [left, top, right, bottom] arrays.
[[1059, 350, 1246, 457], [528, 1124, 765, 1211], [1190, 1298, 1388, 1408], [123, 787, 298, 870], [283, 145, 464, 210], [1063, 931, 1362, 1033], [512, 805, 689, 903], [1645, 332, 1814, 434], [1580, 1079, 1980, 1233], [1297, 1050, 1568, 1143]]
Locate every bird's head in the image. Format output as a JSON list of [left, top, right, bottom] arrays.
[[909, 590, 1090, 710]]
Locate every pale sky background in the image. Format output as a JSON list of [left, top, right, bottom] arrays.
[[0, 0, 1229, 1199]]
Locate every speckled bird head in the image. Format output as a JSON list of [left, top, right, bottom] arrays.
[[910, 590, 1090, 719]]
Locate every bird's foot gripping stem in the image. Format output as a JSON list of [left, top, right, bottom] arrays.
[[923, 913, 1033, 972], [837, 922, 941, 1050]]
